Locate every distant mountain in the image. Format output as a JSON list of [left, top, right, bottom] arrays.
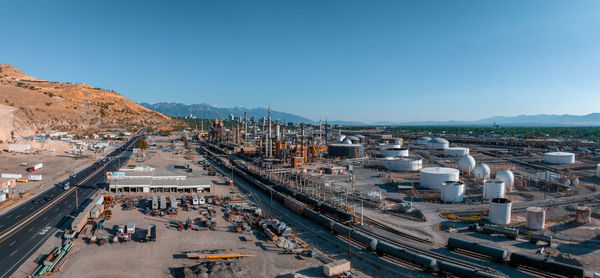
[[140, 102, 313, 123], [377, 113, 600, 127]]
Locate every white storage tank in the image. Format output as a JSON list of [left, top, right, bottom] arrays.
[[597, 164, 600, 178], [444, 147, 469, 157], [458, 155, 476, 173], [489, 198, 512, 225], [416, 137, 432, 145], [336, 135, 346, 143], [441, 181, 465, 202], [474, 164, 491, 181], [427, 138, 449, 150], [525, 207, 545, 230], [384, 157, 423, 171], [483, 180, 505, 200], [419, 167, 460, 190], [379, 144, 407, 156], [495, 169, 514, 190], [544, 152, 575, 164]]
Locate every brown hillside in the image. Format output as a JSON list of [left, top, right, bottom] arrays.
[[0, 64, 172, 140]]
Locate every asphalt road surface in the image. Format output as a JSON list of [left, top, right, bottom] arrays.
[[0, 134, 141, 278]]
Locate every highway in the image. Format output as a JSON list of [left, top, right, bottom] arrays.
[[0, 134, 141, 278]]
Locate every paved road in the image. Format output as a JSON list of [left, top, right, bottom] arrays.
[[0, 134, 141, 278]]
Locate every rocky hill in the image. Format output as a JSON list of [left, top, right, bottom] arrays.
[[0, 64, 172, 140]]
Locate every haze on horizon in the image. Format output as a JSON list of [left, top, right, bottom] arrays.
[[1, 0, 599, 123]]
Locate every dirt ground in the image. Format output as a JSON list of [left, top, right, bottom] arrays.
[[0, 152, 93, 214]]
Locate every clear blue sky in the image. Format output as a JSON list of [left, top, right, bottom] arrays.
[[1, 0, 599, 123]]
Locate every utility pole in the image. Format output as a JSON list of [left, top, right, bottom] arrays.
[[75, 188, 78, 209]]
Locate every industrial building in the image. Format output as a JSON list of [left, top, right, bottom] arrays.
[[107, 171, 187, 180], [108, 179, 211, 193]]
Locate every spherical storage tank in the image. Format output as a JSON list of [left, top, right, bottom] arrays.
[[525, 207, 545, 230], [419, 167, 460, 190], [458, 155, 476, 173], [474, 164, 491, 181], [416, 137, 432, 145], [544, 152, 575, 164], [427, 138, 449, 150], [380, 145, 409, 157], [495, 170, 514, 190], [384, 157, 423, 171], [483, 180, 505, 200], [441, 181, 465, 202], [489, 198, 512, 225], [444, 147, 469, 157]]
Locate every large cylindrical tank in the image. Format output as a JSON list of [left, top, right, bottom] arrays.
[[576, 206, 592, 224], [544, 152, 575, 164], [444, 147, 469, 157], [525, 207, 545, 230], [483, 180, 505, 200], [427, 138, 449, 150], [458, 155, 476, 173], [474, 164, 491, 181], [346, 136, 360, 144], [489, 198, 512, 225], [441, 181, 465, 202], [416, 137, 432, 145], [419, 167, 460, 190], [335, 134, 346, 143], [380, 145, 409, 157], [384, 157, 423, 171], [495, 170, 514, 190], [597, 164, 600, 178], [327, 144, 365, 158]]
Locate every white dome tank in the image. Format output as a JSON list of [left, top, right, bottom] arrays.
[[489, 198, 512, 225], [444, 147, 469, 157], [342, 138, 353, 144], [384, 157, 423, 171], [483, 180, 506, 200], [441, 181, 465, 202], [495, 170, 514, 190], [544, 152, 575, 164], [416, 137, 432, 145], [427, 138, 449, 150], [474, 164, 491, 181], [525, 207, 545, 230], [336, 135, 346, 143], [458, 155, 476, 173], [419, 167, 460, 190], [572, 178, 579, 186], [380, 145, 408, 157]]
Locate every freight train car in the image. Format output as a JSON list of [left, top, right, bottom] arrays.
[[376, 241, 437, 271], [447, 237, 508, 262], [509, 253, 584, 278]]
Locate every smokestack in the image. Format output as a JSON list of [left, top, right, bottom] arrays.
[[267, 107, 272, 157], [276, 122, 281, 141], [244, 111, 247, 142]]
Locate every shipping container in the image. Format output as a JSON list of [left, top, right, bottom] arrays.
[[16, 178, 28, 183], [71, 214, 88, 233], [324, 260, 351, 277], [29, 163, 43, 172], [283, 196, 307, 215], [28, 175, 42, 181], [1, 173, 22, 179]]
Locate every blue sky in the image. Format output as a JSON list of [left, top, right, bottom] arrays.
[[1, 0, 599, 123]]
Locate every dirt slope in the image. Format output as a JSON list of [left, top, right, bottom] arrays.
[[0, 64, 172, 140]]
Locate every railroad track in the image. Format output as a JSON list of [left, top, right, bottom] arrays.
[[361, 215, 432, 244]]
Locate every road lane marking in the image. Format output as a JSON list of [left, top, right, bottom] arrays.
[[9, 240, 16, 246], [10, 250, 17, 256]]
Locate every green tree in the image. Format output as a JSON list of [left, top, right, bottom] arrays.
[[136, 138, 148, 150]]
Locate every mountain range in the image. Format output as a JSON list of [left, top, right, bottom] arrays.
[[139, 102, 313, 123], [141, 102, 600, 127]]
